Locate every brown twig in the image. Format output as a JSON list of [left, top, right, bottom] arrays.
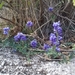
[[0, 16, 19, 26], [34, 19, 51, 32], [37, 55, 63, 61], [31, 0, 44, 39], [60, 49, 75, 52], [52, 11, 75, 25]]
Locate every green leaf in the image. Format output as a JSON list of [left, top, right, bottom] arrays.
[[0, 1, 4, 9], [51, 15, 56, 22], [69, 52, 74, 59]]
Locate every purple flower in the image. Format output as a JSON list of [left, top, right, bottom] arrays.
[[53, 41, 60, 46], [30, 39, 37, 48], [53, 21, 60, 30], [48, 7, 53, 11], [57, 26, 62, 36], [14, 35, 20, 41], [14, 32, 27, 42], [56, 47, 60, 52], [3, 27, 10, 35], [58, 36, 62, 41], [43, 43, 51, 50], [14, 32, 23, 41], [26, 21, 33, 27], [18, 32, 27, 41], [49, 33, 57, 45], [20, 35, 27, 41]]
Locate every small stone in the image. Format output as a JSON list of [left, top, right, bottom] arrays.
[[0, 60, 5, 70], [26, 68, 29, 71], [0, 73, 9, 75], [1, 60, 5, 66], [22, 61, 34, 67], [47, 73, 50, 75], [37, 71, 40, 74], [12, 59, 20, 66], [0, 66, 3, 71], [0, 56, 3, 60]]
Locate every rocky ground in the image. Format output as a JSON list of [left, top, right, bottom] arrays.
[[0, 47, 75, 75]]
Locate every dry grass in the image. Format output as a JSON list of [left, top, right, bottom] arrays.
[[0, 0, 75, 42]]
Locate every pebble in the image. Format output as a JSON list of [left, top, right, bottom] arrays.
[[0, 73, 9, 75]]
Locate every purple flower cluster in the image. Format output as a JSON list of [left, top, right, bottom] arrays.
[[3, 27, 10, 35], [14, 32, 27, 42], [12, 20, 62, 52], [26, 21, 33, 27], [49, 21, 62, 51], [43, 21, 62, 51], [14, 32, 38, 48], [30, 39, 37, 48]]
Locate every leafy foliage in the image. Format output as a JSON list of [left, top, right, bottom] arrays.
[[2, 36, 43, 60], [46, 46, 61, 59]]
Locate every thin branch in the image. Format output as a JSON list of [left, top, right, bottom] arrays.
[[37, 55, 63, 61], [34, 19, 51, 32], [3, 0, 20, 14], [31, 0, 44, 38], [53, 11, 75, 25], [0, 16, 19, 26], [60, 49, 75, 52]]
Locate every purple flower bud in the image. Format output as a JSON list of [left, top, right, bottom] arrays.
[[53, 41, 60, 46], [43, 43, 51, 50], [57, 26, 62, 36], [18, 33, 27, 41], [53, 21, 60, 30], [14, 35, 20, 42], [20, 35, 27, 41], [3, 27, 10, 35], [56, 47, 60, 52], [17, 32, 23, 39], [30, 39, 37, 48], [26, 21, 33, 27], [58, 36, 62, 41], [48, 7, 53, 11], [49, 33, 57, 45]]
